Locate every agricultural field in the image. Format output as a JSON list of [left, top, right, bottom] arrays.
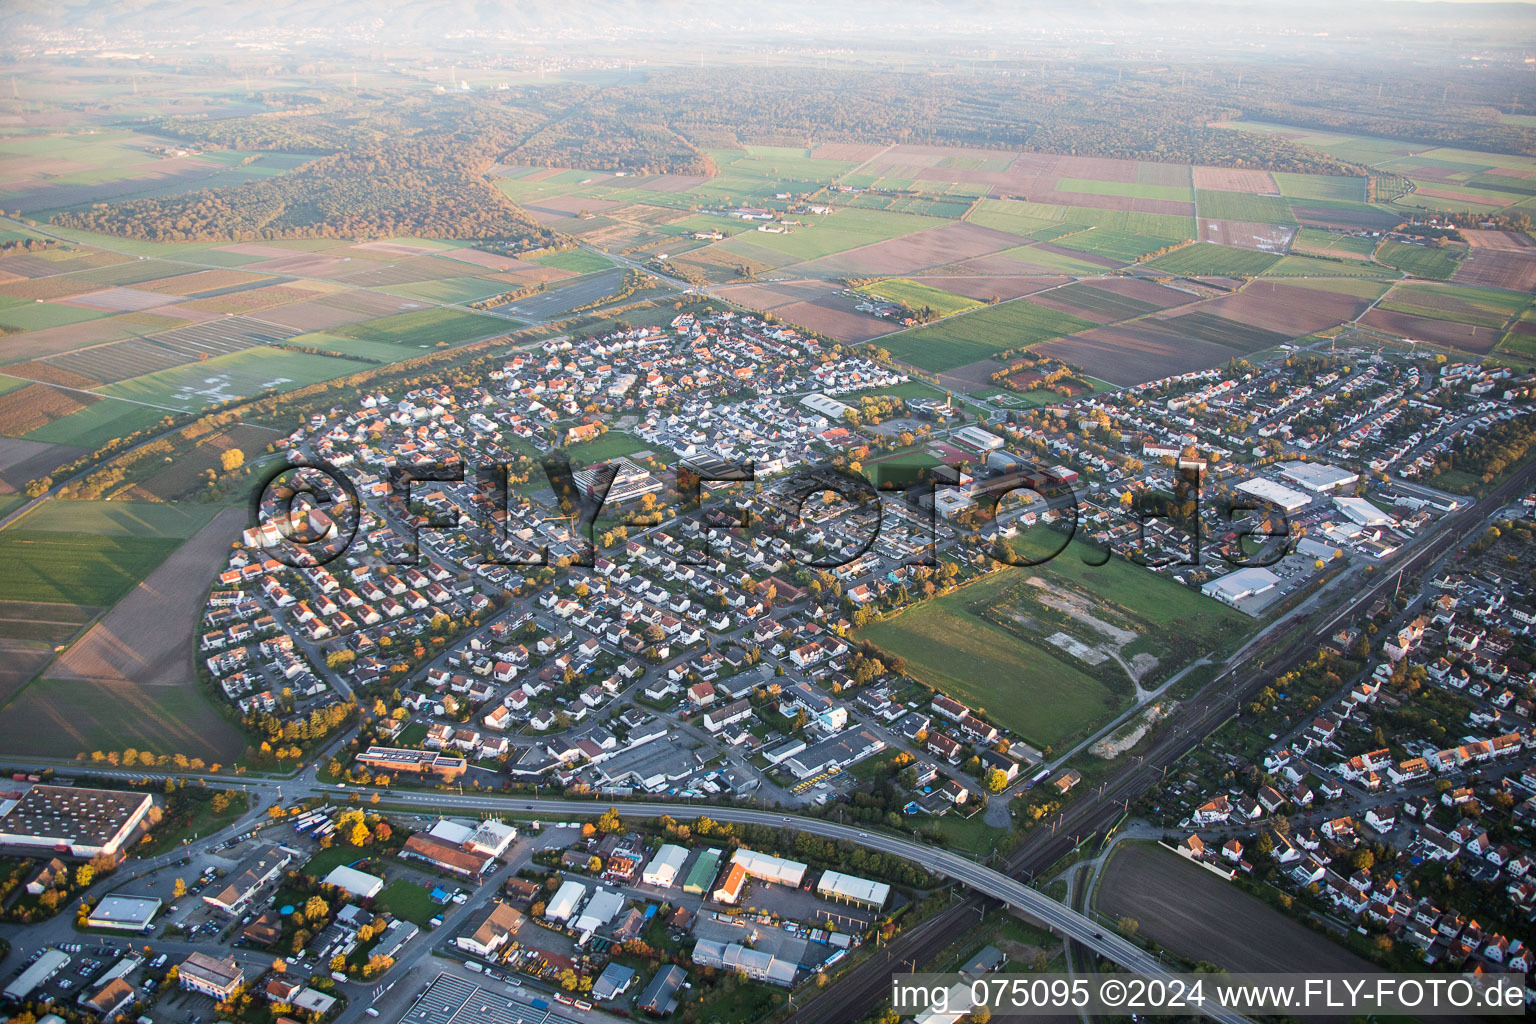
[[331, 306, 500, 346], [1376, 240, 1466, 280], [1291, 228, 1379, 258], [1194, 189, 1297, 224], [879, 298, 1096, 372], [0, 529, 184, 605], [1375, 282, 1529, 330], [1142, 243, 1281, 277], [855, 278, 982, 318], [0, 507, 248, 761], [1096, 843, 1376, 974], [524, 248, 616, 274], [99, 346, 359, 411]]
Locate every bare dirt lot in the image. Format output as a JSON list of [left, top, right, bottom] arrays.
[[1096, 842, 1377, 974], [799, 221, 1029, 277], [1360, 308, 1503, 354], [1037, 323, 1238, 384], [1452, 249, 1536, 293], [0, 599, 97, 708], [6, 506, 249, 760], [0, 437, 85, 494], [1194, 280, 1376, 336], [1192, 167, 1279, 194]]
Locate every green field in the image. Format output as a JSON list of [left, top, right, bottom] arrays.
[[1143, 243, 1281, 277], [858, 587, 1122, 749], [881, 299, 1096, 372], [857, 279, 982, 318], [23, 398, 167, 447], [566, 429, 650, 462], [376, 880, 438, 926], [525, 248, 616, 273], [1195, 190, 1297, 224], [0, 302, 109, 332], [717, 207, 933, 263], [9, 500, 216, 537], [380, 275, 515, 305], [1376, 240, 1466, 281], [1378, 282, 1529, 329], [1262, 254, 1395, 279], [862, 533, 1253, 750], [1292, 228, 1378, 258], [994, 244, 1113, 275], [99, 346, 358, 410], [1272, 173, 1368, 203], [334, 307, 500, 346], [0, 531, 183, 604]]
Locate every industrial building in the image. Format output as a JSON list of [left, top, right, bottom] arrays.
[[1278, 460, 1359, 494], [1201, 567, 1281, 608], [203, 844, 293, 915], [355, 746, 467, 781], [681, 847, 723, 894], [816, 870, 891, 909], [730, 848, 808, 886], [1334, 495, 1391, 527], [0, 785, 153, 857], [1235, 477, 1312, 513], [3, 950, 69, 1001], [799, 392, 853, 419], [85, 894, 161, 931], [641, 844, 689, 887], [544, 878, 587, 922], [323, 864, 385, 899]]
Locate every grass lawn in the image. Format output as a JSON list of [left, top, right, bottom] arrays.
[[1376, 240, 1465, 281], [566, 429, 650, 463], [0, 530, 182, 604], [856, 279, 982, 318], [858, 587, 1122, 750], [525, 248, 615, 274], [881, 299, 1095, 372], [1143, 243, 1281, 277], [915, 812, 1010, 857], [376, 879, 438, 926], [301, 844, 374, 880], [334, 307, 501, 346]]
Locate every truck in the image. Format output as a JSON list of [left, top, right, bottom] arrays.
[[330, 971, 348, 983], [463, 961, 482, 974], [529, 999, 549, 1011]]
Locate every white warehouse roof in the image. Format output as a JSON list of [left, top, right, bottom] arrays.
[[1235, 477, 1311, 512], [816, 870, 890, 907], [800, 393, 852, 419], [545, 879, 587, 922], [1334, 496, 1390, 527], [323, 865, 384, 899], [642, 844, 689, 887], [1278, 460, 1359, 493], [1201, 567, 1281, 606], [731, 848, 807, 886]]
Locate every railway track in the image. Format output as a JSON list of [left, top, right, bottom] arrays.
[[787, 462, 1536, 1024]]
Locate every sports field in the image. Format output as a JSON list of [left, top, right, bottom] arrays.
[[880, 299, 1096, 372]]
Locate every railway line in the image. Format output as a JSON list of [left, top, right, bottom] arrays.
[[787, 460, 1536, 1024]]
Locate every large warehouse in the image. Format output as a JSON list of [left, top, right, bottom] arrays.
[[323, 865, 385, 899], [730, 848, 807, 886], [85, 894, 161, 931], [1278, 460, 1360, 494], [1201, 567, 1281, 608], [641, 844, 689, 887], [1234, 478, 1312, 513], [816, 870, 891, 909], [0, 785, 153, 857], [1334, 496, 1391, 527]]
